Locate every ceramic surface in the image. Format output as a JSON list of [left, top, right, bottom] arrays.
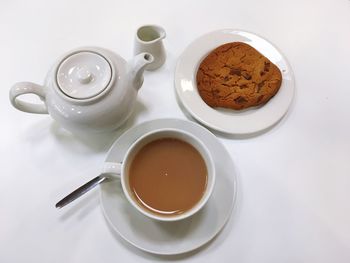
[[102, 128, 216, 222], [134, 25, 166, 70], [175, 29, 295, 135], [9, 47, 154, 134], [100, 118, 237, 255]]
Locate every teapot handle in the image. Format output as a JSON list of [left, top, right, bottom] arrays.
[[9, 82, 48, 114]]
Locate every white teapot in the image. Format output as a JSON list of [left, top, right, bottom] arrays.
[[9, 47, 153, 133]]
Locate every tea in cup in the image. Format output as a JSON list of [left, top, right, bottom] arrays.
[[103, 128, 215, 221]]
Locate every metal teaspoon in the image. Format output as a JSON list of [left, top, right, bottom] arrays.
[[55, 175, 109, 209]]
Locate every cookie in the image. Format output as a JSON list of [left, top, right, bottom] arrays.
[[196, 42, 282, 110]]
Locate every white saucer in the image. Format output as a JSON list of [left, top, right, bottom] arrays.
[[175, 29, 295, 135], [100, 118, 237, 255]]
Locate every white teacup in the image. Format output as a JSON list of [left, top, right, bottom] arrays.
[[102, 128, 215, 221]]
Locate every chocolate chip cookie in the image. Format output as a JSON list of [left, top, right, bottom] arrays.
[[196, 42, 282, 110]]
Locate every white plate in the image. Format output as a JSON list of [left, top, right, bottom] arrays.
[[175, 29, 295, 135], [100, 118, 237, 255]]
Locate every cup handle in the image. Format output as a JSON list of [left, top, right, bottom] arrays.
[[9, 82, 48, 114], [102, 162, 122, 179]]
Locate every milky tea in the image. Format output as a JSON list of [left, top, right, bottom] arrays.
[[128, 138, 208, 217]]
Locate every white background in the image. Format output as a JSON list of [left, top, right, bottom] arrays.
[[1, 0, 350, 262]]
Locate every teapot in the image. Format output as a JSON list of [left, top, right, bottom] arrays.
[[9, 47, 154, 133]]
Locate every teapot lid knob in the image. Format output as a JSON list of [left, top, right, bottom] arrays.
[[56, 51, 112, 99], [77, 66, 93, 84]]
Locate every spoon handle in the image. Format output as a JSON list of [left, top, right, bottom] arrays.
[[55, 175, 108, 209]]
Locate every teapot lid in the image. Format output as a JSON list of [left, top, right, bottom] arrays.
[[56, 51, 112, 99]]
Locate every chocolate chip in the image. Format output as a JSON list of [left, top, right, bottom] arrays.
[[229, 68, 241, 76], [224, 76, 230, 81], [264, 62, 271, 72], [241, 71, 251, 80], [257, 95, 264, 103], [258, 81, 265, 88], [234, 96, 248, 103], [255, 81, 265, 93], [240, 84, 248, 89]]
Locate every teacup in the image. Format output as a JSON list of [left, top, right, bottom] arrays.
[[102, 128, 215, 221]]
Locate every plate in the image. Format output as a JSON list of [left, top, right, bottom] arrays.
[[175, 29, 295, 135], [100, 118, 237, 255]]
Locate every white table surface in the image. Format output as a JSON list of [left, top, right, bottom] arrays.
[[1, 0, 350, 262]]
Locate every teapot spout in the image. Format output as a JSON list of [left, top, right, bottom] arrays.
[[129, 52, 154, 90]]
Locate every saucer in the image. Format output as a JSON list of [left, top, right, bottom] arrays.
[[100, 118, 237, 255], [175, 29, 295, 135]]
